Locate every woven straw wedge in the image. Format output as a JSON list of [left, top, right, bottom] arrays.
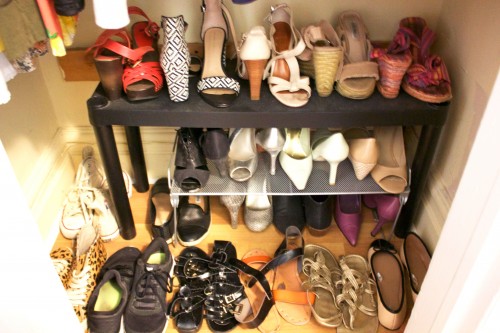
[[298, 20, 343, 97]]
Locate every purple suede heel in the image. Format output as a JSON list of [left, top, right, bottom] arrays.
[[334, 195, 362, 246], [363, 194, 401, 236]]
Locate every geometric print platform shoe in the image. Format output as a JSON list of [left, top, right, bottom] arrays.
[[161, 15, 190, 102]]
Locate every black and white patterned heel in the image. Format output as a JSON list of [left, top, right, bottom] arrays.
[[197, 0, 240, 108], [161, 15, 190, 102]]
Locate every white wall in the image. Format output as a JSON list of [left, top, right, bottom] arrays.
[[414, 0, 500, 249]]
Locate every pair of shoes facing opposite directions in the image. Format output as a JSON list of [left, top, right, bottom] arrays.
[[149, 177, 211, 247]]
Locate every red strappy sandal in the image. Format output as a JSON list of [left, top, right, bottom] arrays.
[[88, 24, 163, 102], [123, 6, 164, 101], [87, 29, 130, 101], [399, 17, 452, 103]]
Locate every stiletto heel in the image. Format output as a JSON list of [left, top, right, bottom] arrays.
[[311, 129, 349, 185], [244, 179, 272, 232], [279, 128, 312, 190], [238, 26, 271, 100], [228, 128, 258, 182], [199, 128, 229, 177], [220, 195, 245, 228], [256, 128, 285, 175], [363, 194, 401, 236]]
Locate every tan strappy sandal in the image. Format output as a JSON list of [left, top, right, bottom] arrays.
[[264, 3, 311, 107], [335, 11, 379, 99]]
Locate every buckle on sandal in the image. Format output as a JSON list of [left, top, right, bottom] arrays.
[[128, 59, 142, 68], [224, 291, 242, 304], [229, 303, 243, 315]]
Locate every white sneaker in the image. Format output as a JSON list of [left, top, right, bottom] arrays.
[[77, 145, 133, 198], [60, 187, 119, 242]]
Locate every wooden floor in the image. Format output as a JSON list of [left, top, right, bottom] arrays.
[[52, 187, 412, 333]]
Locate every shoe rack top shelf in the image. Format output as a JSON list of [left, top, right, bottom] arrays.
[[88, 74, 449, 130]]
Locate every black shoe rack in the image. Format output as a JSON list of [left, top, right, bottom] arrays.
[[87, 75, 448, 240]]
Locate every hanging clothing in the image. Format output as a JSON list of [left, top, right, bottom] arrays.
[[0, 0, 47, 61]]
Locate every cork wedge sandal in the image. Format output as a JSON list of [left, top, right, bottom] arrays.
[[335, 11, 379, 100]]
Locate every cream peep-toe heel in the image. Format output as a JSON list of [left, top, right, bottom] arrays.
[[227, 128, 258, 182]]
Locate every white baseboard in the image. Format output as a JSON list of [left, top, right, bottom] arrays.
[[24, 130, 75, 248]]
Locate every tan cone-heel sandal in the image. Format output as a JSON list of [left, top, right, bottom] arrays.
[[238, 26, 271, 100], [264, 3, 311, 108]]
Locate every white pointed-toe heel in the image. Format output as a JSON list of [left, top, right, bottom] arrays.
[[279, 128, 312, 190], [311, 129, 349, 185], [256, 128, 285, 175]]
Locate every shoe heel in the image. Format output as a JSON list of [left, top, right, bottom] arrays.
[[371, 216, 391, 236], [212, 157, 228, 177], [268, 150, 279, 175], [245, 59, 267, 100], [220, 195, 245, 229], [94, 59, 123, 101], [328, 161, 340, 185], [161, 15, 189, 102], [351, 160, 376, 181]]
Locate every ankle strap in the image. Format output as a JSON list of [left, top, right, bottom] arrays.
[[128, 6, 160, 39]]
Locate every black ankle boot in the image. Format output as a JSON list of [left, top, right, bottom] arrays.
[[174, 128, 210, 192]]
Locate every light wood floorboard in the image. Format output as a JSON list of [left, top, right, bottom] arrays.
[[52, 187, 412, 333]]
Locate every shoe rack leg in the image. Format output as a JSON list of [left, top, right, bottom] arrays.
[[124, 126, 149, 193], [395, 125, 443, 237], [93, 124, 136, 240]]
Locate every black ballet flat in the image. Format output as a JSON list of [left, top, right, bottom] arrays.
[[148, 178, 175, 243], [176, 195, 211, 246], [174, 128, 210, 192]]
